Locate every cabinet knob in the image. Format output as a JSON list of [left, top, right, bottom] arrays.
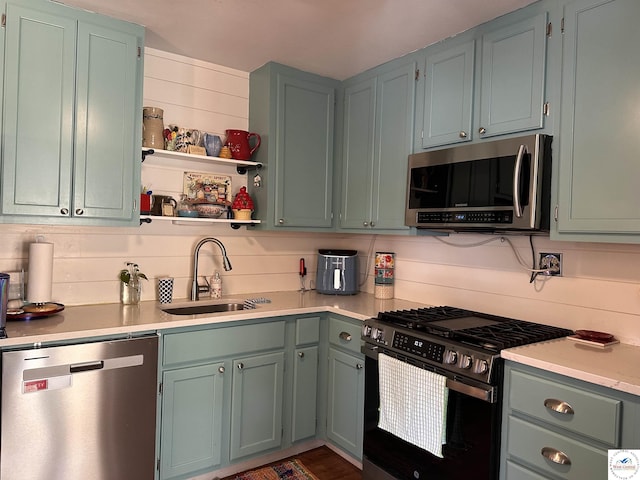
[[278, 218, 285, 225], [218, 366, 225, 374], [363, 221, 369, 227], [60, 208, 69, 215], [75, 208, 84, 215], [298, 351, 305, 358], [237, 362, 244, 370], [541, 447, 571, 465], [356, 364, 363, 370], [543, 398, 574, 415], [478, 127, 486, 135], [459, 131, 467, 138], [339, 331, 352, 342], [370, 221, 375, 227]]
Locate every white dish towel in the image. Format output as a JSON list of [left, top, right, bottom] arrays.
[[377, 353, 449, 458]]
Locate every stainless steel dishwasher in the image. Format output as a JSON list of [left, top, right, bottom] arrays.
[[0, 335, 158, 480]]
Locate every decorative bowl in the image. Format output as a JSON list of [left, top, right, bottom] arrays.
[[195, 203, 226, 218], [177, 210, 199, 218]]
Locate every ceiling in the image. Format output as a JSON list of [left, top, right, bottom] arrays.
[[59, 0, 537, 80]]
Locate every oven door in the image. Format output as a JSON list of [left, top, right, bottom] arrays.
[[362, 354, 502, 480]]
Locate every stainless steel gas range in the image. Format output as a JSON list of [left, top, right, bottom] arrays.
[[361, 306, 573, 480]]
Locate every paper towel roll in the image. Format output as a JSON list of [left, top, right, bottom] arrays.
[[27, 242, 54, 303]]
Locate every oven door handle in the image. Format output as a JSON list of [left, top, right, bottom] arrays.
[[446, 378, 496, 403]]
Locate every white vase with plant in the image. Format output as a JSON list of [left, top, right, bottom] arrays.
[[119, 262, 147, 305]]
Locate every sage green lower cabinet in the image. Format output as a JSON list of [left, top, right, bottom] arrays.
[[500, 361, 640, 480], [292, 346, 319, 442], [230, 351, 285, 460], [326, 316, 365, 460], [160, 363, 225, 479]]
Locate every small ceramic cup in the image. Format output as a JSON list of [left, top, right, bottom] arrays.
[[204, 133, 223, 157]]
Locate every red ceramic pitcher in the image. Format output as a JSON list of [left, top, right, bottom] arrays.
[[225, 129, 261, 160]]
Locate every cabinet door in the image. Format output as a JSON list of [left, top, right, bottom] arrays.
[[1, 3, 76, 217], [340, 77, 376, 229], [327, 347, 364, 459], [556, 0, 640, 236], [371, 62, 415, 231], [292, 346, 319, 442], [73, 20, 140, 221], [274, 74, 334, 227], [230, 351, 284, 460], [478, 13, 547, 138], [160, 363, 225, 480], [421, 41, 475, 148]]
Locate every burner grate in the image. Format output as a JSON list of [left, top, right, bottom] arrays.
[[454, 320, 573, 350]]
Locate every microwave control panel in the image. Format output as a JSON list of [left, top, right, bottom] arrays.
[[417, 210, 513, 224]]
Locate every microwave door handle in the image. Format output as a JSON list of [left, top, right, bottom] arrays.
[[512, 144, 527, 218]]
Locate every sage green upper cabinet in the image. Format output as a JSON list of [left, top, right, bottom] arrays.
[[339, 59, 415, 232], [0, 0, 144, 226], [415, 9, 548, 150], [249, 62, 339, 230], [554, 0, 640, 242], [420, 40, 475, 148], [477, 12, 547, 139]]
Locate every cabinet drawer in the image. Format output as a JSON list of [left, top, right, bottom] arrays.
[[505, 460, 549, 480], [295, 316, 320, 345], [163, 321, 285, 366], [328, 316, 362, 355], [509, 370, 621, 446], [507, 416, 608, 479]]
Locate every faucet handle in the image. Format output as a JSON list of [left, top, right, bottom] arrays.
[[197, 276, 211, 296]]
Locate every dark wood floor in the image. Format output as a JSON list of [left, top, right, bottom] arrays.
[[221, 446, 362, 480]]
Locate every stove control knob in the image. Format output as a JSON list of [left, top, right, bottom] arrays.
[[372, 328, 384, 342], [443, 350, 458, 365], [362, 325, 372, 338], [459, 354, 473, 369], [473, 359, 489, 374]]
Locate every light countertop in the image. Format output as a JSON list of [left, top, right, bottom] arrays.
[[1, 290, 421, 348], [502, 338, 640, 396], [4, 292, 640, 397]]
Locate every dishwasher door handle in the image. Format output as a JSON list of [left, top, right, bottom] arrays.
[[70, 361, 104, 373]]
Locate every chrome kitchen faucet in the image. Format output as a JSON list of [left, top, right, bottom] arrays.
[[191, 237, 232, 301]]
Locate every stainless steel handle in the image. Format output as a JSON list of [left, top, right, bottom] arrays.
[[339, 332, 352, 342], [370, 221, 375, 227], [60, 208, 69, 215], [237, 362, 244, 370], [70, 360, 104, 373], [512, 144, 527, 218], [446, 378, 496, 403], [218, 366, 225, 373], [75, 208, 84, 215], [363, 221, 369, 227], [459, 131, 467, 138], [544, 398, 574, 415], [298, 351, 305, 358], [356, 363, 363, 370], [478, 127, 486, 135], [541, 447, 571, 465], [278, 218, 285, 224]]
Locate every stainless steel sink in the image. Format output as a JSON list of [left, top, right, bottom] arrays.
[[162, 302, 245, 315]]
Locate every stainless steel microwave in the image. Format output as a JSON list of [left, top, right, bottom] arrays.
[[405, 134, 552, 231]]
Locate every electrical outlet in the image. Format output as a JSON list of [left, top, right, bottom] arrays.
[[539, 253, 562, 276]]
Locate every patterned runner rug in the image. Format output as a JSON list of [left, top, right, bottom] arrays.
[[231, 459, 319, 480]]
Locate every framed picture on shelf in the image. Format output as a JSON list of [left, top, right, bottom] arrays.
[[183, 172, 231, 204]]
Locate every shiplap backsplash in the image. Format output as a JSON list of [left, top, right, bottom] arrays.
[[0, 49, 638, 344]]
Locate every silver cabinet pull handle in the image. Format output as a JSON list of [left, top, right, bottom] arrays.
[[75, 208, 84, 215], [541, 447, 571, 465], [544, 398, 574, 415], [478, 127, 486, 135], [218, 366, 225, 374], [356, 363, 363, 370], [278, 218, 285, 224], [363, 221, 369, 227], [459, 131, 467, 138], [298, 351, 304, 358], [60, 208, 69, 215], [339, 332, 352, 341], [370, 221, 375, 227], [237, 362, 244, 370]]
